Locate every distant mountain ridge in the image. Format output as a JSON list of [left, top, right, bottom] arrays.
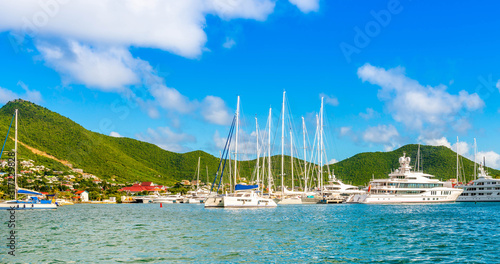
[[0, 100, 498, 186]]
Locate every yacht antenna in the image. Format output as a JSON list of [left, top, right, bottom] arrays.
[[474, 138, 477, 180]]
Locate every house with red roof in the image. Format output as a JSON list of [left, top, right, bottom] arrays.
[[118, 182, 166, 194], [73, 190, 89, 202]]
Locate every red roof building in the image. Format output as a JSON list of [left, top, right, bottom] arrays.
[[118, 182, 166, 193]]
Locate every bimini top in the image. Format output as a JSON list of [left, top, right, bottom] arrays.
[[235, 184, 258, 191]]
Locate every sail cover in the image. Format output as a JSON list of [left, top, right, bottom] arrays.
[[235, 184, 258, 191], [17, 188, 42, 196]]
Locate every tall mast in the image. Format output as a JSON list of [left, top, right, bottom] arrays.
[[268, 108, 272, 195], [14, 109, 18, 200], [255, 117, 260, 192], [206, 165, 209, 187], [320, 97, 324, 193], [302, 117, 307, 192], [316, 114, 320, 189], [197, 157, 200, 190], [281, 91, 285, 198], [456, 136, 459, 183], [474, 138, 477, 180], [234, 96, 240, 192], [290, 129, 294, 191]]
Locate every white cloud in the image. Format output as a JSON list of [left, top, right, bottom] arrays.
[[109, 131, 122, 138], [496, 80, 500, 93], [328, 158, 338, 164], [0, 0, 275, 58], [0, 0, 279, 123], [201, 96, 233, 125], [320, 93, 339, 106], [339, 126, 352, 136], [359, 108, 379, 120], [222, 37, 236, 49], [357, 63, 485, 135], [477, 151, 500, 170], [37, 41, 140, 92], [288, 0, 320, 13], [422, 137, 452, 148], [136, 127, 196, 153], [363, 124, 400, 151], [0, 82, 43, 104]]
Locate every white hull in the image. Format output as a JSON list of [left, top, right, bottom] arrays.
[[0, 201, 57, 210], [457, 196, 500, 202], [188, 198, 205, 204], [349, 188, 463, 204], [204, 194, 277, 208], [204, 197, 224, 207], [222, 195, 277, 207], [278, 197, 302, 205]]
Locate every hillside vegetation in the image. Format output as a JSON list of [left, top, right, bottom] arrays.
[[0, 100, 497, 186]]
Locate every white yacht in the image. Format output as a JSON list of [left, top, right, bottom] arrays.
[[457, 163, 500, 202], [151, 193, 183, 204], [323, 173, 365, 198], [205, 184, 277, 208], [349, 153, 463, 204]]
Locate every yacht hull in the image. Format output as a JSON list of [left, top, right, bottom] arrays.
[[349, 188, 463, 204]]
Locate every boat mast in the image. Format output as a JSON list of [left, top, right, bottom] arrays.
[[316, 114, 320, 190], [268, 108, 272, 195], [14, 109, 18, 200], [197, 157, 200, 190], [255, 117, 260, 193], [320, 97, 324, 194], [206, 165, 209, 187], [302, 117, 307, 192], [281, 91, 285, 199], [456, 136, 459, 183], [290, 129, 294, 191], [234, 96, 240, 192]]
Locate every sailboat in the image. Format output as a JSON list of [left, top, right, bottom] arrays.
[[205, 96, 277, 208], [186, 157, 210, 204], [0, 109, 57, 210], [278, 91, 302, 205]]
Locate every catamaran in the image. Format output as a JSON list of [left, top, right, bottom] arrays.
[[349, 153, 463, 204], [0, 109, 57, 210]]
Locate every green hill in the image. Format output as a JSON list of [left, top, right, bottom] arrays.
[[332, 144, 500, 186], [0, 99, 498, 187]]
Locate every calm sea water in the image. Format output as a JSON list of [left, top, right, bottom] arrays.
[[1, 202, 499, 263]]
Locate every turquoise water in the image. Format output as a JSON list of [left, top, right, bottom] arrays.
[[1, 203, 499, 263]]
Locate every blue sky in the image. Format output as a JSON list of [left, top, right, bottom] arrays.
[[0, 0, 499, 168]]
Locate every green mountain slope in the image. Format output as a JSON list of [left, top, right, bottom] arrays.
[[332, 144, 500, 186], [0, 100, 498, 187]]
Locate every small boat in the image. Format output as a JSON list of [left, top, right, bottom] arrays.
[[0, 109, 57, 210]]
